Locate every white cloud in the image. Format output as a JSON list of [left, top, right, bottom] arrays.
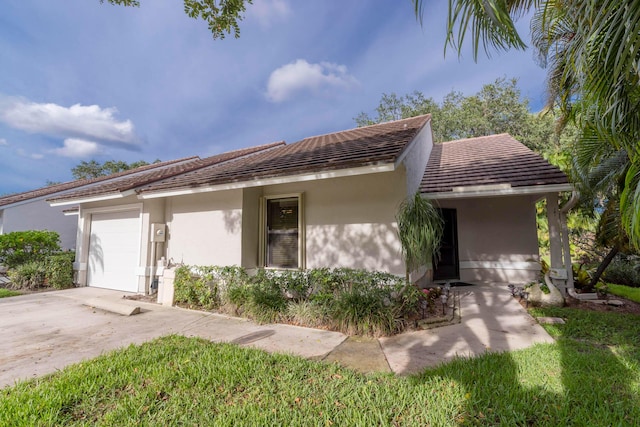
[[266, 59, 359, 102], [0, 138, 7, 146], [16, 148, 44, 160], [249, 0, 291, 28], [0, 95, 138, 147], [52, 138, 102, 158]]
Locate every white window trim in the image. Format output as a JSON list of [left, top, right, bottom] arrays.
[[259, 193, 305, 270]]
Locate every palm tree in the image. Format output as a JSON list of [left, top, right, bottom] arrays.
[[412, 0, 640, 248], [396, 193, 444, 283], [572, 126, 631, 287]]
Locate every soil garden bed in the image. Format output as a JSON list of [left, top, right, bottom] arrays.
[[517, 293, 640, 316]]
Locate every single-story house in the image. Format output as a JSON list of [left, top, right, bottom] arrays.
[[49, 115, 573, 294], [420, 134, 571, 283], [0, 157, 198, 250]]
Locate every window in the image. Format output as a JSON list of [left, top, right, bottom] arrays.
[[262, 195, 303, 269]]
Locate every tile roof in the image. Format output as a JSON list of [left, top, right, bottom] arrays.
[[139, 114, 431, 194], [0, 156, 198, 208], [48, 141, 285, 203], [420, 133, 569, 194]]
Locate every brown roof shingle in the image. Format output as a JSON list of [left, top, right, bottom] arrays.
[[139, 115, 431, 194], [0, 156, 198, 208], [420, 134, 569, 194], [48, 141, 285, 203]]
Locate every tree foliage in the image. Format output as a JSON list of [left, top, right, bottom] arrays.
[[102, 0, 252, 39], [71, 159, 158, 180], [356, 77, 559, 153], [412, 0, 640, 249]]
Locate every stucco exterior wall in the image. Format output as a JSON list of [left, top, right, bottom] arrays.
[[437, 195, 540, 283], [164, 190, 243, 267], [260, 170, 407, 276], [1, 200, 78, 250]]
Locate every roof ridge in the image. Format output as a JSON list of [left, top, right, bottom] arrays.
[[0, 156, 199, 207], [298, 114, 431, 141], [439, 133, 511, 144], [197, 141, 285, 164]]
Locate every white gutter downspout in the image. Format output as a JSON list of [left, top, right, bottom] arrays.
[[560, 191, 579, 296]]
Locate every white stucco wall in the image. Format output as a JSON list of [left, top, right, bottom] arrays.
[[259, 170, 407, 276], [165, 190, 243, 267], [401, 120, 434, 196], [437, 195, 541, 283], [0, 200, 78, 250]]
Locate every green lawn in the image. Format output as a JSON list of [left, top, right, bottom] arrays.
[[0, 288, 20, 298], [1, 308, 639, 426], [607, 283, 640, 303]]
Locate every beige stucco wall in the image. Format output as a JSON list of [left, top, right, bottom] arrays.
[[437, 195, 541, 283], [259, 170, 407, 276], [164, 190, 243, 267], [1, 200, 78, 250]]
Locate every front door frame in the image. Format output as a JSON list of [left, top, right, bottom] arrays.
[[433, 208, 460, 281]]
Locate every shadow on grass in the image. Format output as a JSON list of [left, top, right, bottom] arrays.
[[408, 306, 640, 425]]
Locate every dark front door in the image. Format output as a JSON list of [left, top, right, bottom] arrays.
[[433, 208, 459, 281]]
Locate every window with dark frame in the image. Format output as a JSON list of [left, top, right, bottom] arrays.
[[265, 197, 299, 268]]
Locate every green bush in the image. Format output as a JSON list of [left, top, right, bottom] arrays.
[[603, 256, 640, 288], [244, 270, 289, 323], [173, 265, 249, 310], [45, 252, 75, 289], [0, 230, 61, 269], [317, 269, 415, 336], [8, 261, 47, 290], [173, 265, 421, 336]]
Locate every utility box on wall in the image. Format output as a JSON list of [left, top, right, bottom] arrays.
[[151, 223, 166, 242]]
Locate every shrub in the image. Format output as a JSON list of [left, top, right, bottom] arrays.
[[8, 261, 47, 290], [173, 265, 422, 336], [244, 270, 288, 323], [173, 265, 249, 310], [265, 269, 311, 301], [0, 230, 61, 269], [45, 252, 75, 289], [286, 301, 326, 327], [310, 268, 417, 336], [603, 256, 640, 288]]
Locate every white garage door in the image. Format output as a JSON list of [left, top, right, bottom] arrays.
[[87, 210, 141, 292]]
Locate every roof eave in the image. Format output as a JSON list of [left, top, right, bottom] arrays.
[[48, 189, 137, 207], [422, 183, 574, 199], [139, 163, 397, 200]]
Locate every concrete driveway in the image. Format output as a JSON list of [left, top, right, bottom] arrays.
[[0, 288, 347, 388], [1, 283, 554, 388]]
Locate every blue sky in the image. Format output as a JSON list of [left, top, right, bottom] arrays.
[[0, 0, 548, 195]]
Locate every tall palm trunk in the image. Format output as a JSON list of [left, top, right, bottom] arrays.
[[588, 246, 618, 288]]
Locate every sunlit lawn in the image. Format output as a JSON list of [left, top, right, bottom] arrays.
[[0, 288, 20, 298], [607, 283, 640, 303], [1, 307, 639, 426]]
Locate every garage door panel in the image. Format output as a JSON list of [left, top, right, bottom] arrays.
[[88, 210, 140, 292]]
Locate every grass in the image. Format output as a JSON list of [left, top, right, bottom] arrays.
[[0, 288, 20, 298], [1, 308, 639, 426], [606, 283, 640, 303]]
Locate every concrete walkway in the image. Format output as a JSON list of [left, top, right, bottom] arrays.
[[0, 284, 553, 387]]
